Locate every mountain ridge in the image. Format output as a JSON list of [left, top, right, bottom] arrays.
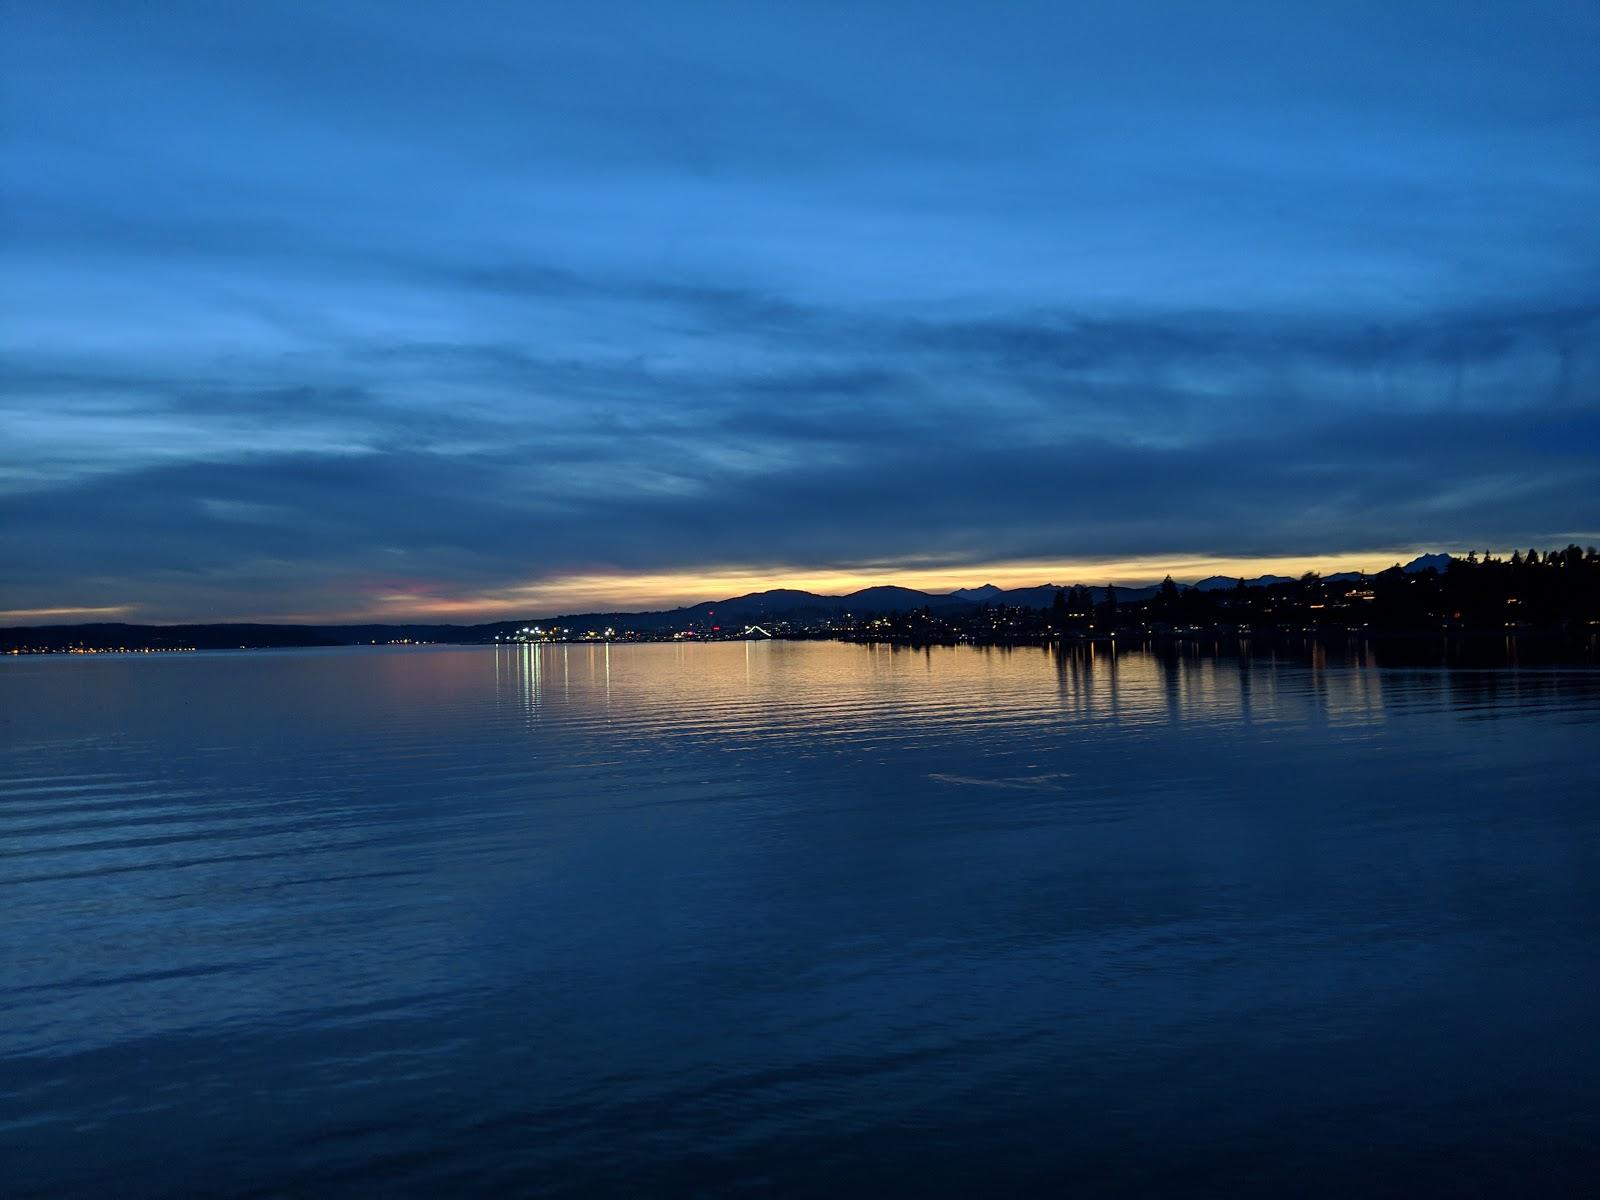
[[2, 555, 1456, 644]]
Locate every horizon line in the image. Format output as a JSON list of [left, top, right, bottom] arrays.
[[0, 546, 1508, 627]]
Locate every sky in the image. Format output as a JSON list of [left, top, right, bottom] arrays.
[[3, 1, 1598, 623]]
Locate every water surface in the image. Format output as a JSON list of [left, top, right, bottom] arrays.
[[3, 642, 1597, 1195]]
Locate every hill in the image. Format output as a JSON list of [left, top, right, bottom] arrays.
[[3, 554, 1478, 650]]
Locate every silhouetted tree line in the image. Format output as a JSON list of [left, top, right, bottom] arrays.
[[836, 546, 1600, 645]]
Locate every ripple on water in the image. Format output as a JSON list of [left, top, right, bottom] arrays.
[[3, 642, 1599, 1196]]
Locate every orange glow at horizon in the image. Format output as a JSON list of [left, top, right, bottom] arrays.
[[32, 548, 1498, 626], [0, 605, 131, 622], [343, 547, 1445, 623]]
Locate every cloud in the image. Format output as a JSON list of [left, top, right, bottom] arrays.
[[2, 2, 1597, 619], [3, 378, 1594, 619]]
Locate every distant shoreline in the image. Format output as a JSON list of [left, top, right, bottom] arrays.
[[6, 551, 1598, 657], [6, 627, 1598, 668]]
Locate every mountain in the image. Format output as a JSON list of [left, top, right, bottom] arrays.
[[526, 582, 1169, 629], [1193, 574, 1295, 591], [3, 555, 1468, 647], [994, 584, 1064, 607], [946, 584, 1004, 601], [843, 585, 955, 611], [1403, 553, 1452, 573]]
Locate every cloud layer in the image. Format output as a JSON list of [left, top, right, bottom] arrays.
[[3, 2, 1598, 620]]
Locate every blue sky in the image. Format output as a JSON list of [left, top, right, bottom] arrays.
[[3, 1, 1598, 621]]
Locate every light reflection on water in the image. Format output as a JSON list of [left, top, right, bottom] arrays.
[[2, 642, 1598, 1196]]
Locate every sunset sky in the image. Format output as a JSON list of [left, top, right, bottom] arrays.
[[3, 1, 1598, 623]]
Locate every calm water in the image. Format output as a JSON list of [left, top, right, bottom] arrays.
[[3, 641, 1598, 1196]]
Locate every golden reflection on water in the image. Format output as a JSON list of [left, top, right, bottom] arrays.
[[4, 633, 1598, 1200], [487, 640, 1393, 738]]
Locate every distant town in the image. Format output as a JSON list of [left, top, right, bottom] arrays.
[[4, 548, 1598, 655]]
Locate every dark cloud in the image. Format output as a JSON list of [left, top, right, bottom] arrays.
[[4, 392, 1594, 618], [2, 2, 1597, 619]]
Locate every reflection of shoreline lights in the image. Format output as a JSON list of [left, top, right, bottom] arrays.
[[479, 641, 1394, 738], [494, 640, 545, 720]]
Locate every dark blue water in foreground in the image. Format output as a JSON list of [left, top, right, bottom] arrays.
[[3, 642, 1598, 1196]]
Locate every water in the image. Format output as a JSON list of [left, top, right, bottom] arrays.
[[3, 641, 1597, 1196]]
